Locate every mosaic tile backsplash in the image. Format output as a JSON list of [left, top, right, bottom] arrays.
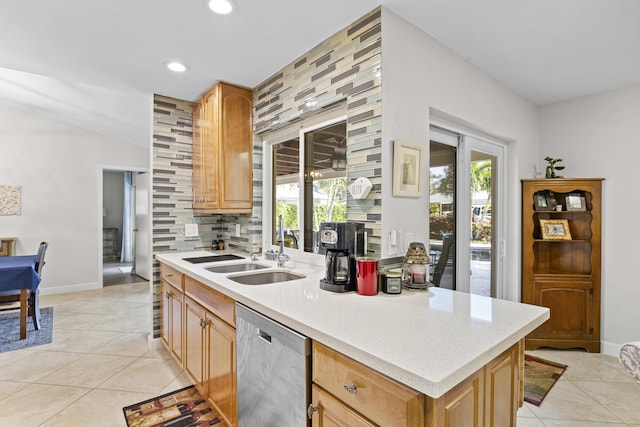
[[151, 8, 382, 337]]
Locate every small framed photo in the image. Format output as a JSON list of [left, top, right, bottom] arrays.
[[393, 139, 423, 197], [534, 193, 554, 211], [540, 219, 572, 240], [565, 195, 586, 211]]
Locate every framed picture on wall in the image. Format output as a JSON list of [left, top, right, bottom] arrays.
[[392, 140, 423, 197]]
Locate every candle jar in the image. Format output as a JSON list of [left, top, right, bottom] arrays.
[[402, 241, 430, 289]]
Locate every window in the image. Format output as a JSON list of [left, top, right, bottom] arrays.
[[265, 114, 347, 257]]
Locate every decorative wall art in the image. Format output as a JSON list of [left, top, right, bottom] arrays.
[[0, 185, 21, 215], [393, 140, 423, 197]]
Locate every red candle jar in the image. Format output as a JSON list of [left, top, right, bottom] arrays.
[[356, 257, 379, 296]]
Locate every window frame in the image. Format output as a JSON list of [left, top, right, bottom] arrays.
[[262, 110, 347, 265]]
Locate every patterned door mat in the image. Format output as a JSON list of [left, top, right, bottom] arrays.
[[524, 354, 568, 406], [123, 385, 221, 427]]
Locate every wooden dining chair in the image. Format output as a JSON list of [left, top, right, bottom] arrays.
[[0, 241, 48, 333]]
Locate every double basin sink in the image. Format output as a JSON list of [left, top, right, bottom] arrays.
[[183, 254, 304, 285]]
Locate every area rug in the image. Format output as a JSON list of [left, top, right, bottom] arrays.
[[123, 385, 221, 427], [0, 306, 53, 353], [524, 354, 568, 406]]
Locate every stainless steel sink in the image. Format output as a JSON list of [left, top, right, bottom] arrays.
[[205, 263, 270, 274], [228, 271, 306, 285], [182, 254, 245, 263]]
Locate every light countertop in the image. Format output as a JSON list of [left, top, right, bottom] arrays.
[[156, 250, 549, 398]]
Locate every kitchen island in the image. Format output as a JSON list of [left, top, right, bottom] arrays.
[[157, 250, 549, 426]]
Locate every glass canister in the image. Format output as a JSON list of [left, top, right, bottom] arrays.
[[356, 257, 379, 296], [380, 271, 403, 294], [402, 241, 430, 289]]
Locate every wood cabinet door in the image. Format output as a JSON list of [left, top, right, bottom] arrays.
[[206, 314, 237, 427], [428, 369, 484, 427], [184, 297, 206, 388], [160, 280, 171, 349], [311, 385, 376, 427], [217, 83, 253, 210], [484, 345, 519, 427], [169, 286, 183, 363], [192, 99, 206, 209], [529, 278, 596, 348], [194, 89, 219, 211]]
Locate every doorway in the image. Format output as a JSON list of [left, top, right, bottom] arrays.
[[429, 126, 505, 297], [101, 168, 150, 287]]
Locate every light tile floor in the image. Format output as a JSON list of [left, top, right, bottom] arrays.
[[518, 349, 640, 426], [1, 282, 639, 426], [0, 282, 192, 427]]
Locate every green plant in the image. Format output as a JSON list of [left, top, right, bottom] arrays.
[[544, 157, 565, 178]]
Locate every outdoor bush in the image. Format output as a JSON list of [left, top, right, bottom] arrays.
[[430, 214, 454, 240]]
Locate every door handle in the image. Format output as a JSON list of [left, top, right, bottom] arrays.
[[257, 329, 272, 343]]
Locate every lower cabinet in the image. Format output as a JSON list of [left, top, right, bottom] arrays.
[[160, 264, 183, 365], [311, 342, 425, 427], [310, 341, 523, 427], [428, 342, 521, 427], [183, 277, 237, 427], [311, 384, 377, 427]]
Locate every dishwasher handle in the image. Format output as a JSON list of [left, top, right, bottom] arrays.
[[257, 329, 272, 343]]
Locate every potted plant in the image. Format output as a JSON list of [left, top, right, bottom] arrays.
[[544, 157, 565, 178]]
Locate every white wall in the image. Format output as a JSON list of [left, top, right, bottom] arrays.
[[0, 105, 149, 293], [380, 8, 540, 301], [540, 84, 640, 351]]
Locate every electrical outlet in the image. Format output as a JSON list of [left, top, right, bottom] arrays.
[[185, 223, 198, 237]]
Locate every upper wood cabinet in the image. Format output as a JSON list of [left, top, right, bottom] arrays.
[[521, 178, 604, 352], [193, 82, 253, 214]]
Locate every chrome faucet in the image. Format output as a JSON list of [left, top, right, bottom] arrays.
[[276, 214, 291, 267]]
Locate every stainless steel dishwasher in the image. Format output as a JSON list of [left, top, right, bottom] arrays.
[[236, 303, 311, 427]]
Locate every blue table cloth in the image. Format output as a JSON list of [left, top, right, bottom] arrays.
[[0, 255, 40, 292]]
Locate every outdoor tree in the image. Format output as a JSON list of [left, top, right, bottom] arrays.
[[470, 160, 492, 240]]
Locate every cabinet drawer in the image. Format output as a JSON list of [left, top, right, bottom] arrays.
[[159, 264, 183, 290], [184, 276, 235, 327], [312, 342, 424, 427]]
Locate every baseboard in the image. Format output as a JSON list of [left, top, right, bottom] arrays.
[[149, 336, 164, 351], [39, 282, 101, 295], [601, 341, 622, 357]]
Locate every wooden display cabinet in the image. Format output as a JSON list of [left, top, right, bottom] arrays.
[[192, 82, 253, 214], [521, 178, 604, 352]]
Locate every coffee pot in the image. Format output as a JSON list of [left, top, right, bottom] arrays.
[[320, 249, 351, 292]]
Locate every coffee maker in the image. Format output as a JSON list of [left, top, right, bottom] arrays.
[[319, 222, 365, 292]]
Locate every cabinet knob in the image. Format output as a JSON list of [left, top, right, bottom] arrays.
[[165, 291, 171, 299], [343, 384, 358, 394], [307, 404, 317, 419]]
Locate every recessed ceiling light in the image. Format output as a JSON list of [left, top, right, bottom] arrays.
[[203, 0, 237, 15], [165, 61, 190, 73]]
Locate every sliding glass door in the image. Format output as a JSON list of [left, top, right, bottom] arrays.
[[430, 126, 505, 297]]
